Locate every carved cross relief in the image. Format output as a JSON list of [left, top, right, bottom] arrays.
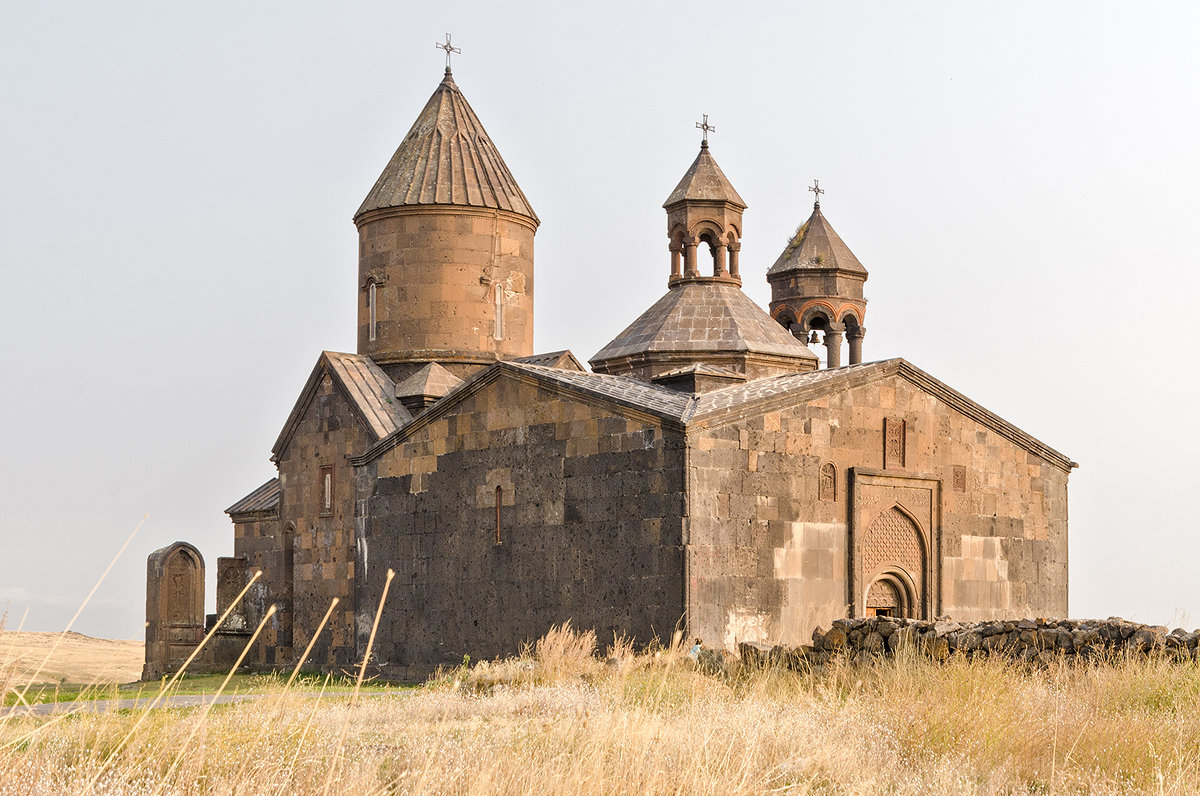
[[884, 417, 906, 470]]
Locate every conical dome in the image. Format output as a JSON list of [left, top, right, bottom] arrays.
[[663, 141, 746, 209], [768, 204, 865, 276], [355, 70, 537, 222]]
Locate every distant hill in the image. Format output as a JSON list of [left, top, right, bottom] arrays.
[[1, 631, 143, 686]]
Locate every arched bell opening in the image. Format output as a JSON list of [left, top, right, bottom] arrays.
[[801, 311, 837, 368], [695, 228, 730, 278], [774, 309, 803, 341]]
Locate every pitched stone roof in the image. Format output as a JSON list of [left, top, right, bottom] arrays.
[[324, 352, 412, 439], [513, 350, 586, 371], [272, 352, 413, 458], [662, 143, 746, 209], [356, 358, 1076, 474], [767, 204, 867, 277], [589, 281, 818, 364], [506, 362, 694, 419], [225, 478, 280, 516], [354, 70, 537, 222], [394, 362, 463, 402]]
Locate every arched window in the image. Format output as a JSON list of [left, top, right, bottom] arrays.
[[494, 485, 503, 545], [368, 282, 377, 342], [494, 285, 504, 341], [320, 465, 333, 515]]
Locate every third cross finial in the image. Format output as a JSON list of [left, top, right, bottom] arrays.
[[809, 179, 824, 208], [436, 33, 461, 71], [696, 114, 716, 146]]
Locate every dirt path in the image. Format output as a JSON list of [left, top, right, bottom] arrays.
[[0, 694, 255, 719], [0, 631, 144, 685]]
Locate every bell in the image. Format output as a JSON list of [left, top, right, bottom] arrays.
[[808, 331, 820, 345]]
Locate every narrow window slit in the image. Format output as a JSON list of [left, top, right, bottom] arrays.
[[320, 465, 333, 513], [368, 282, 377, 342], [495, 485, 503, 545], [494, 285, 504, 340]]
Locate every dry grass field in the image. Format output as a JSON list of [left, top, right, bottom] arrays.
[[3, 623, 1200, 794], [0, 631, 144, 687]]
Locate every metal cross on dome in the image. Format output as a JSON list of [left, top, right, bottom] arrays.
[[695, 114, 716, 144], [809, 179, 824, 207], [435, 33, 461, 70]]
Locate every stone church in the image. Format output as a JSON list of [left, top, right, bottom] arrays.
[[144, 64, 1074, 679]]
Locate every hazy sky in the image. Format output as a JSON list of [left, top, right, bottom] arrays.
[[2, 2, 1198, 639]]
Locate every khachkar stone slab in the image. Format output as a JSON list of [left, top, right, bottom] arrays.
[[143, 541, 205, 679]]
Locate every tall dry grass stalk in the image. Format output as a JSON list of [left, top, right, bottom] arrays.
[[11, 513, 146, 704], [5, 624, 1200, 794]]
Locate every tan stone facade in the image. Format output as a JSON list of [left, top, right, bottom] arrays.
[[357, 207, 536, 376], [685, 367, 1069, 651], [145, 68, 1073, 680]]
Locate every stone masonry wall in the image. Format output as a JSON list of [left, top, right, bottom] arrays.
[[686, 371, 1069, 652], [273, 370, 368, 668], [227, 512, 279, 629], [355, 372, 686, 676]]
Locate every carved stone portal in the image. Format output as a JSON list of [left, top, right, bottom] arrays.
[[144, 542, 205, 679], [850, 468, 942, 619], [862, 507, 924, 618]]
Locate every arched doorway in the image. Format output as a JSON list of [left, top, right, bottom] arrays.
[[861, 506, 926, 619], [864, 569, 918, 618]]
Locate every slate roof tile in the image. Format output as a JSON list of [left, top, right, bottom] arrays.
[[226, 478, 280, 515], [590, 282, 818, 366]]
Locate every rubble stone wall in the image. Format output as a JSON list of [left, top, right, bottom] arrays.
[[732, 616, 1199, 670]]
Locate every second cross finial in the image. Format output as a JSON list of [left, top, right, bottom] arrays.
[[696, 114, 716, 147], [809, 179, 824, 208], [435, 33, 461, 71]]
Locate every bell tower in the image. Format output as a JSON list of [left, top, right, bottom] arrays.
[[663, 117, 746, 287], [353, 54, 539, 381], [591, 120, 817, 382], [767, 183, 868, 367]]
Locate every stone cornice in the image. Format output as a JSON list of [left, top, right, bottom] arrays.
[[227, 509, 279, 523], [353, 204, 539, 232]]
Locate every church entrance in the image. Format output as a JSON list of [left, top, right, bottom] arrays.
[[864, 570, 916, 618], [849, 469, 942, 619], [861, 505, 926, 620]]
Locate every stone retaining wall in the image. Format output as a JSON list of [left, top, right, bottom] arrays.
[[723, 617, 1199, 671]]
